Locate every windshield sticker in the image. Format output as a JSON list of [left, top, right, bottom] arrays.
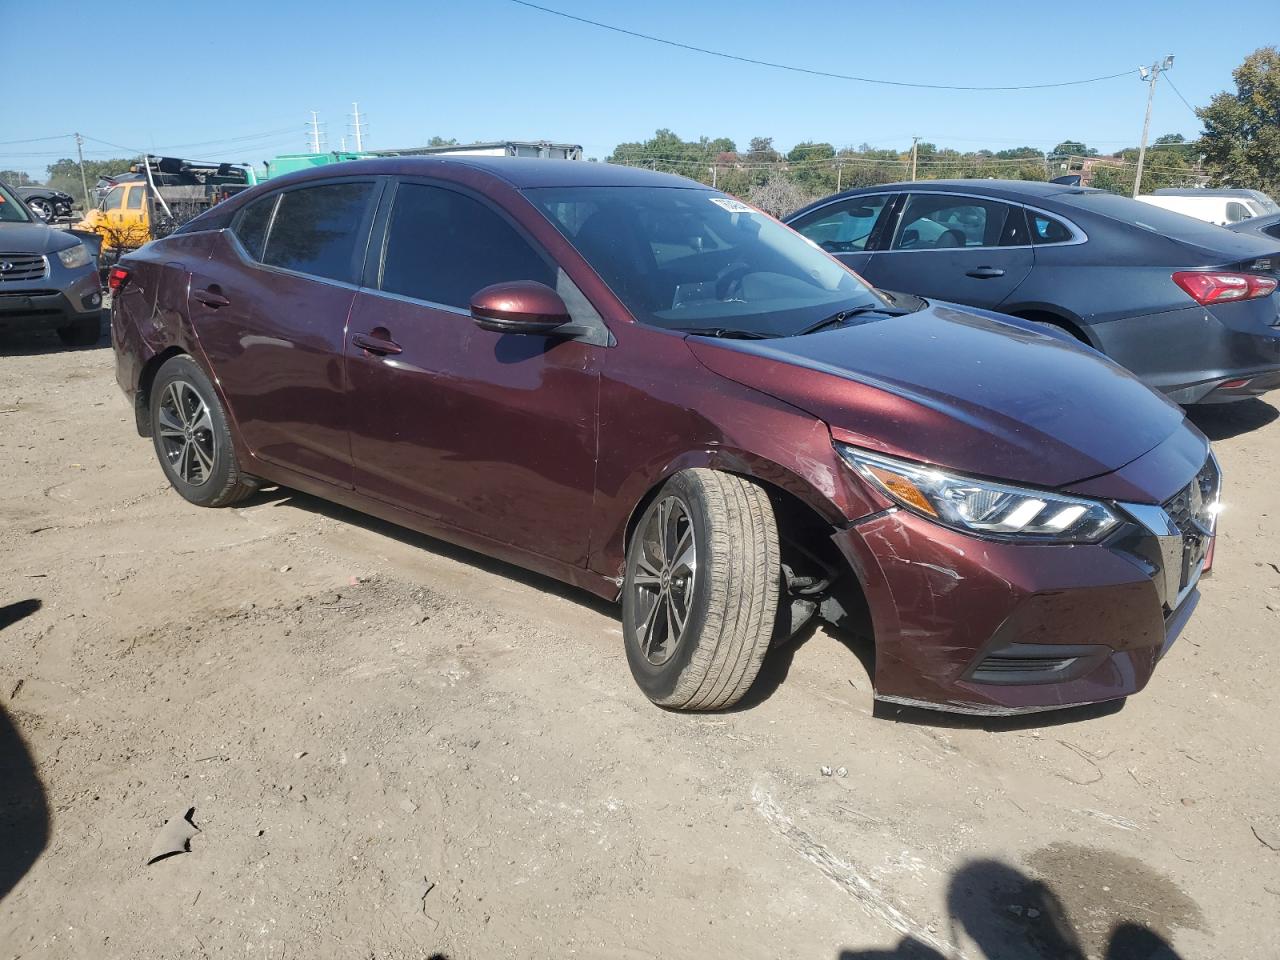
[[709, 197, 757, 214]]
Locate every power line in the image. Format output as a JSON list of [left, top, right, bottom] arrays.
[[507, 0, 1135, 91], [0, 134, 73, 146], [1162, 74, 1201, 121]]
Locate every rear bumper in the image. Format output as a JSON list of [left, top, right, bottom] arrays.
[[833, 494, 1210, 715], [1090, 300, 1280, 404]]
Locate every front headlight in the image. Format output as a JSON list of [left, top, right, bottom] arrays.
[[836, 444, 1119, 543], [57, 243, 92, 269]]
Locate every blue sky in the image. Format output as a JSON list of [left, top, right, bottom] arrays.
[[1, 0, 1270, 179]]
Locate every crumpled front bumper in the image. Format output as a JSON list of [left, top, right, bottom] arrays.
[[831, 450, 1217, 715]]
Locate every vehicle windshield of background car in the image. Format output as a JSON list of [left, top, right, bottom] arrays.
[[528, 186, 891, 337], [0, 183, 34, 223]]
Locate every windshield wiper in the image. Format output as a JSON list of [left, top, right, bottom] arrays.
[[793, 303, 908, 336], [673, 326, 773, 340]]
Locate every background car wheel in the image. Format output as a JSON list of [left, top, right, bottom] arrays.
[[56, 316, 100, 347], [622, 469, 781, 711], [25, 197, 53, 220], [149, 355, 255, 508]]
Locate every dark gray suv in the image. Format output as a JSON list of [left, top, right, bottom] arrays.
[[0, 179, 103, 346], [786, 180, 1280, 404]]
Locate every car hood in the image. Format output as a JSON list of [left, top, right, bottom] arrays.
[[0, 222, 78, 254], [686, 302, 1188, 489]]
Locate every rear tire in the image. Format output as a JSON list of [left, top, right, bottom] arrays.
[[149, 355, 254, 508], [25, 197, 53, 220], [622, 469, 781, 711], [56, 315, 101, 347]]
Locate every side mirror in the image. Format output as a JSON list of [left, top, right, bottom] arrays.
[[471, 280, 572, 335]]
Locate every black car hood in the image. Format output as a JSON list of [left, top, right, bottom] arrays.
[[687, 301, 1190, 490], [0, 222, 79, 254]]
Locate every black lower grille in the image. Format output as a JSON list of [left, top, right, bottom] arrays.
[[0, 289, 56, 298]]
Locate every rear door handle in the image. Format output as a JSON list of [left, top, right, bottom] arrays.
[[193, 287, 230, 308], [352, 332, 403, 356], [966, 266, 1006, 279]]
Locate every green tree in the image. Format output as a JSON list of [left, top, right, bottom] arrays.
[[608, 129, 736, 181], [45, 156, 139, 208], [1053, 140, 1098, 157], [1197, 45, 1280, 195]]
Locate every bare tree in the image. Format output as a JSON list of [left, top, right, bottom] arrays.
[[748, 172, 811, 218]]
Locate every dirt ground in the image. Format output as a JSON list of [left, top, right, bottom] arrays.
[[1, 323, 1278, 960]]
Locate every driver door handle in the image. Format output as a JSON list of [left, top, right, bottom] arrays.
[[966, 266, 1006, 279], [352, 331, 403, 356]]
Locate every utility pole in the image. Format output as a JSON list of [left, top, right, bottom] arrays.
[[836, 159, 843, 192], [307, 111, 325, 154], [350, 102, 367, 152], [910, 136, 920, 181], [73, 133, 91, 211], [710, 165, 717, 188], [340, 135, 348, 152], [1133, 56, 1174, 198]]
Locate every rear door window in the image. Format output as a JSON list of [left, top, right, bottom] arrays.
[[233, 194, 277, 261], [891, 195, 1014, 250], [380, 182, 554, 308], [126, 187, 146, 210], [262, 181, 376, 283], [789, 194, 893, 252]]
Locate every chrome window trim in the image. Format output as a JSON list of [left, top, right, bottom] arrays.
[[359, 285, 471, 317], [790, 189, 1088, 252]]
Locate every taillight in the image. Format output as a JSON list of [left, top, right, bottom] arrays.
[[107, 266, 131, 292], [1172, 270, 1278, 305]]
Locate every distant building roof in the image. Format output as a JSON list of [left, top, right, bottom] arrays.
[[373, 140, 583, 160]]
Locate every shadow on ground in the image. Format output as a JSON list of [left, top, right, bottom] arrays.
[[0, 311, 109, 357], [1185, 397, 1277, 441], [246, 486, 620, 619], [839, 856, 1187, 959], [0, 598, 49, 903]]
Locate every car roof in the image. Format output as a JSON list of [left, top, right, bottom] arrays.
[[265, 155, 701, 191], [784, 179, 1101, 220]]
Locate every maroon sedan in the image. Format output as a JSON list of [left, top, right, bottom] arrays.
[[110, 158, 1220, 715]]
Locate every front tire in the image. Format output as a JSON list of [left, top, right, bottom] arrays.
[[622, 469, 781, 711], [26, 197, 53, 220], [149, 355, 254, 507]]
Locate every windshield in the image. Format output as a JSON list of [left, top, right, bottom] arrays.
[[527, 186, 884, 336], [0, 182, 33, 223]]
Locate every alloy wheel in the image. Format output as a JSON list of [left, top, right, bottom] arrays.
[[157, 380, 215, 486], [630, 496, 698, 665]]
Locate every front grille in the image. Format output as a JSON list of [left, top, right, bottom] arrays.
[[0, 253, 48, 283], [1163, 456, 1220, 594]]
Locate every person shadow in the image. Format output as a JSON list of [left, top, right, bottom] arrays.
[[0, 599, 49, 903], [837, 859, 1183, 960]]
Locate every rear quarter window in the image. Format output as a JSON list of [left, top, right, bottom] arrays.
[[231, 194, 277, 259]]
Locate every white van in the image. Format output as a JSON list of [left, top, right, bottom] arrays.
[[1136, 189, 1278, 226]]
